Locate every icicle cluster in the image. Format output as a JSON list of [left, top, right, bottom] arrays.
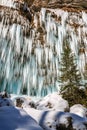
[[0, 5, 87, 96]]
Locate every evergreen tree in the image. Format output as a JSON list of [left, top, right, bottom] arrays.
[[59, 39, 82, 105]]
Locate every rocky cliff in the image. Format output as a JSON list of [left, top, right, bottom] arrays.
[[32, 0, 87, 9]]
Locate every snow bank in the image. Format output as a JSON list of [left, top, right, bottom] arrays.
[[0, 106, 43, 130], [11, 92, 69, 111], [23, 107, 87, 130], [1, 92, 87, 130], [22, 93, 87, 130], [36, 92, 69, 111]]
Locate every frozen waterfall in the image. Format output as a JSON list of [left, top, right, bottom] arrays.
[[0, 6, 87, 96]]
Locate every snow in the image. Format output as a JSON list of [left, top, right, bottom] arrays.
[[0, 92, 87, 130], [0, 97, 14, 107], [11, 95, 36, 108], [0, 106, 43, 130], [36, 92, 69, 111], [0, 93, 43, 130], [23, 107, 87, 130], [70, 104, 87, 117], [0, 92, 14, 107]]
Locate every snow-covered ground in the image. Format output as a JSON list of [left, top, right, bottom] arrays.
[[0, 106, 43, 130], [0, 92, 87, 130]]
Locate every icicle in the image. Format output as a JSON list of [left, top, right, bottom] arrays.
[[44, 47, 49, 65], [15, 25, 22, 54], [10, 24, 17, 42], [35, 47, 43, 66], [82, 11, 87, 25]]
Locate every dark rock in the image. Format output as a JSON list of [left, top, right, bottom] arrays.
[[23, 2, 28, 12], [31, 5, 41, 12], [29, 101, 36, 108], [16, 98, 24, 108], [25, 11, 32, 22], [0, 91, 10, 98]]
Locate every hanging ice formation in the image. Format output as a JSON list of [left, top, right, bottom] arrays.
[[0, 0, 87, 96]]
